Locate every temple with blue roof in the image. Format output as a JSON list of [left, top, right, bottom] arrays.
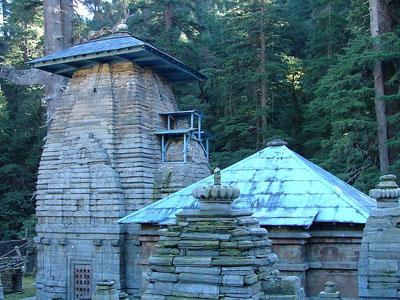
[[119, 139, 376, 299]]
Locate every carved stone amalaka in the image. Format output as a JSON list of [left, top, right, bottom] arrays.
[[192, 168, 240, 211], [266, 138, 288, 147], [369, 174, 400, 207]]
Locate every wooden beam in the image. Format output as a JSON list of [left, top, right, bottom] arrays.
[[54, 64, 77, 75], [183, 133, 187, 163], [32, 46, 145, 68]]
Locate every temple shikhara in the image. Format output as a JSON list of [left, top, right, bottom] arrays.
[[25, 26, 400, 300], [30, 28, 210, 300]]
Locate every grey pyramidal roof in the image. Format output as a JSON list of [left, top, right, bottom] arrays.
[[119, 141, 376, 227], [28, 32, 206, 82]]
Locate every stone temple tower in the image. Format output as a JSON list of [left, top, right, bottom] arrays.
[[30, 30, 210, 300]]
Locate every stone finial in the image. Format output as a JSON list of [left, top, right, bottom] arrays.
[[214, 167, 221, 186], [267, 139, 288, 147], [369, 174, 400, 207], [192, 167, 240, 210], [319, 281, 341, 299]]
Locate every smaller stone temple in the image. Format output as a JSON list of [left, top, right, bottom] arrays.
[[142, 168, 304, 299], [120, 139, 376, 299], [358, 175, 400, 299]]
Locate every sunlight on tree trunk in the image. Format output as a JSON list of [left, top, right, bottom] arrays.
[[0, 0, 74, 124], [369, 0, 391, 173], [259, 0, 267, 145], [43, 0, 73, 122]]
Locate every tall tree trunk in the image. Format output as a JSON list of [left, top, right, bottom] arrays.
[[327, 1, 332, 58], [259, 0, 267, 145], [0, 0, 74, 124], [1, 0, 8, 27], [43, 0, 73, 122], [290, 78, 301, 143], [369, 0, 391, 173], [164, 2, 173, 32]]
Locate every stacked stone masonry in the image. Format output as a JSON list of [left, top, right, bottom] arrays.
[[142, 169, 304, 299], [35, 61, 210, 300], [358, 175, 400, 299]]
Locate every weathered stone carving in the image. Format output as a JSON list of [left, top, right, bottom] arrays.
[[142, 169, 304, 299], [319, 281, 341, 299], [359, 174, 400, 299], [35, 61, 210, 300], [93, 280, 118, 300], [369, 174, 400, 207]]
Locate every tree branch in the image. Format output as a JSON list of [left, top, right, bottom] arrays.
[[0, 64, 50, 86]]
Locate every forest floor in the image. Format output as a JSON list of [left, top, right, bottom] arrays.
[[4, 275, 36, 300]]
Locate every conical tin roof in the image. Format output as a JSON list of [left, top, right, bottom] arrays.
[[119, 142, 376, 227]]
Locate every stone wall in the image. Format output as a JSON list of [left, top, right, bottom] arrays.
[[358, 175, 400, 299], [35, 61, 210, 300], [124, 224, 161, 298], [130, 223, 362, 299], [141, 169, 304, 299], [270, 225, 362, 299]]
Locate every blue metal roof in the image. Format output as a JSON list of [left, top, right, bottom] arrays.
[[118, 144, 376, 227], [28, 33, 206, 82]]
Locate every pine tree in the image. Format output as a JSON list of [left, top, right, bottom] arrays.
[[0, 0, 45, 239], [303, 34, 379, 190]]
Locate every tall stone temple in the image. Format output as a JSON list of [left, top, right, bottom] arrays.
[[30, 29, 210, 300]]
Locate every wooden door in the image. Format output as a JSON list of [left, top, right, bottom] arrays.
[[73, 264, 92, 300]]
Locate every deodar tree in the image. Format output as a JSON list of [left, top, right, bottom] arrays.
[[369, 0, 391, 173], [0, 0, 73, 122]]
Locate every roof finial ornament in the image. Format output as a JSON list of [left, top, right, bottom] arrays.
[[369, 174, 400, 207], [192, 167, 240, 211], [267, 139, 288, 147], [214, 167, 221, 186]]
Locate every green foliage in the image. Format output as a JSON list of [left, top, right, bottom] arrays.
[[0, 0, 45, 240], [0, 83, 45, 240], [2, 0, 43, 64], [82, 0, 308, 167], [303, 0, 400, 190], [304, 34, 379, 190]]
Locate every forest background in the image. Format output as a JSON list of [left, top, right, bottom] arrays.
[[0, 0, 399, 239]]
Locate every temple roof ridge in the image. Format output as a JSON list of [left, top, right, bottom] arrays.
[[288, 149, 375, 219]]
